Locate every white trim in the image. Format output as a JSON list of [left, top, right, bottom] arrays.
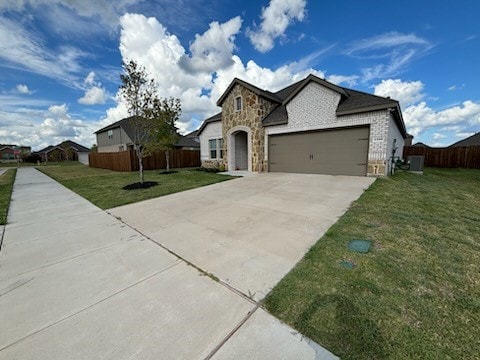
[[227, 125, 252, 172]]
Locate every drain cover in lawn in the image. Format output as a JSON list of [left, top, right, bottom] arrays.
[[348, 239, 372, 253], [340, 260, 355, 269]]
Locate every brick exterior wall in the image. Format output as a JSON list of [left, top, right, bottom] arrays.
[[265, 82, 394, 176], [200, 120, 223, 168], [221, 84, 275, 171], [200, 80, 404, 176]]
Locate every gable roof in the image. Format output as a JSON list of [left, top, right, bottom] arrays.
[[95, 116, 136, 137], [281, 74, 348, 105], [199, 73, 408, 138], [95, 116, 199, 148], [176, 135, 200, 148], [449, 132, 480, 147], [196, 112, 222, 136], [185, 129, 199, 138], [216, 78, 282, 106], [36, 141, 90, 154]]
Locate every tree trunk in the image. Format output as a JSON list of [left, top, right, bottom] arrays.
[[165, 150, 170, 172], [136, 147, 144, 183]]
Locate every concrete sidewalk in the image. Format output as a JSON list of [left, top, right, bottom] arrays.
[[0, 168, 337, 359]]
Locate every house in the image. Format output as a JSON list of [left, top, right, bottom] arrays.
[[35, 140, 90, 163], [95, 117, 200, 152], [449, 132, 480, 147], [411, 142, 430, 148], [197, 74, 407, 176], [0, 144, 31, 162], [185, 129, 200, 143]]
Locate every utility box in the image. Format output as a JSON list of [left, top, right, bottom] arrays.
[[408, 155, 425, 171]]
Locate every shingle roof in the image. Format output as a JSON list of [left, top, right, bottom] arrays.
[[95, 116, 199, 148], [95, 116, 136, 137], [449, 132, 480, 147], [216, 78, 282, 106], [198, 73, 408, 138], [59, 140, 91, 152], [196, 112, 222, 135], [336, 88, 399, 115], [176, 135, 200, 148], [185, 129, 199, 138], [36, 141, 90, 154]]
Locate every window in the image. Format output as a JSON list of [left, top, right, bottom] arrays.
[[107, 129, 113, 139], [209, 138, 223, 159], [235, 96, 242, 112]]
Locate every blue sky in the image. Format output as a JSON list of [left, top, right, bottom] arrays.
[[1, 0, 479, 151]]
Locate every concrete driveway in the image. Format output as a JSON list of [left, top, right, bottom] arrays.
[[0, 168, 373, 359], [110, 172, 374, 301]]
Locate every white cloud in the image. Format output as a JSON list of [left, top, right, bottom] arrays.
[[15, 84, 33, 94], [78, 86, 108, 105], [84, 71, 96, 86], [432, 133, 447, 139], [455, 132, 475, 138], [0, 0, 139, 29], [179, 16, 242, 73], [404, 100, 480, 137], [327, 74, 359, 87], [447, 83, 465, 91], [0, 17, 86, 88], [345, 32, 432, 81], [78, 71, 109, 105], [374, 79, 425, 107], [0, 102, 99, 150], [247, 0, 307, 53], [103, 13, 325, 134]]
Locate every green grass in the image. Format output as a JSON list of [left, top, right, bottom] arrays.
[[265, 168, 480, 359], [38, 163, 234, 209], [0, 169, 17, 225]]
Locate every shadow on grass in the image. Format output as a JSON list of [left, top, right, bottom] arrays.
[[294, 294, 388, 360]]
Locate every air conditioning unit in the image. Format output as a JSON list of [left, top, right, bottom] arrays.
[[408, 155, 425, 171]]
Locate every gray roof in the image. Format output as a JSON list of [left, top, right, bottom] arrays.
[[198, 73, 408, 138], [216, 78, 281, 106], [36, 140, 90, 154], [95, 116, 198, 148], [95, 116, 136, 136], [449, 132, 480, 147], [185, 129, 199, 138], [196, 112, 222, 135], [176, 135, 200, 148]]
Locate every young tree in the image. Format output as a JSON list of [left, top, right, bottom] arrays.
[[119, 59, 182, 180], [145, 97, 181, 172], [119, 60, 157, 183]]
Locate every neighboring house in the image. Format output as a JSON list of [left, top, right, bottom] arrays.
[[449, 132, 480, 147], [0, 144, 31, 162], [35, 140, 90, 163], [411, 142, 430, 148], [197, 74, 407, 176], [95, 117, 200, 152], [185, 129, 200, 143]]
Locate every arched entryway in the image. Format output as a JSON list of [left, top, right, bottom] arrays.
[[233, 131, 248, 170], [227, 126, 252, 172]]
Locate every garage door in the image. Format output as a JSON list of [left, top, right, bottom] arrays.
[[268, 126, 369, 176]]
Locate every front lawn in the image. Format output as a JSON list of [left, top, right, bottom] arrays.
[[38, 163, 233, 209], [265, 168, 480, 359], [0, 169, 16, 225]]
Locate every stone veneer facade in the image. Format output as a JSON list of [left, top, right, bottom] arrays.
[[221, 84, 275, 171], [200, 79, 405, 176]]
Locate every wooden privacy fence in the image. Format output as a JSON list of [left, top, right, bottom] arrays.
[[89, 149, 200, 172], [403, 146, 480, 169]]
